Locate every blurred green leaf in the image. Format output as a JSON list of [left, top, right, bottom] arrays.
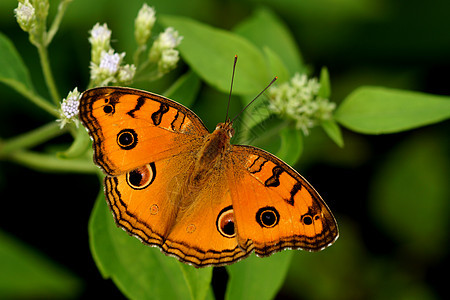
[[284, 219, 365, 300], [0, 32, 34, 92], [89, 189, 213, 299], [164, 71, 201, 108], [318, 67, 331, 99], [369, 134, 450, 258], [365, 258, 436, 300], [233, 7, 305, 76], [160, 15, 268, 95], [0, 230, 82, 298], [225, 252, 292, 300], [275, 126, 303, 165], [255, 0, 382, 22], [321, 119, 344, 148], [335, 87, 450, 134], [262, 47, 290, 83], [245, 117, 289, 154]]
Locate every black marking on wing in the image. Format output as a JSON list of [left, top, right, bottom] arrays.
[[285, 182, 302, 205], [127, 96, 146, 118], [171, 110, 186, 131], [151, 103, 170, 126], [264, 166, 284, 187], [248, 157, 267, 174]]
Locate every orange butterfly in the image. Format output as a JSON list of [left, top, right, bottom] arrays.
[[79, 84, 338, 267]]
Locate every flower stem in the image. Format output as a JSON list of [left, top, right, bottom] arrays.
[[8, 150, 97, 174], [6, 81, 58, 117], [0, 122, 64, 157], [46, 0, 73, 46], [37, 44, 60, 105]]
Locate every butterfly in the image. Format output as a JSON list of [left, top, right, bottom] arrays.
[[79, 85, 338, 267]]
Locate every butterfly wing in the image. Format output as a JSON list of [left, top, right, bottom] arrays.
[[79, 87, 209, 175], [228, 145, 339, 256], [105, 153, 250, 267], [80, 87, 250, 267]]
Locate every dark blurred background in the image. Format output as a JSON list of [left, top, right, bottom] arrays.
[[0, 0, 449, 299]]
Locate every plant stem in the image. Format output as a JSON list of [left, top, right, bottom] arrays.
[[37, 44, 60, 105], [9, 150, 97, 174], [19, 84, 59, 117], [0, 122, 64, 157], [46, 0, 73, 46]]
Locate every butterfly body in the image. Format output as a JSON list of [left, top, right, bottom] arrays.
[[80, 86, 338, 267]]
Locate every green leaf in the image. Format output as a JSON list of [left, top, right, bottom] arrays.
[[160, 15, 268, 95], [369, 134, 450, 259], [275, 126, 303, 165], [0, 230, 82, 299], [233, 7, 305, 76], [321, 119, 344, 147], [0, 33, 55, 115], [335, 86, 450, 134], [0, 32, 34, 92], [164, 71, 201, 108], [262, 47, 290, 83], [318, 67, 331, 99], [225, 252, 292, 300], [89, 189, 213, 299]]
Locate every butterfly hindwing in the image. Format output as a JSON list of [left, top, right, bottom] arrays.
[[228, 145, 339, 255], [106, 153, 251, 267]]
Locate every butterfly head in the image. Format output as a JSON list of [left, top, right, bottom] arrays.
[[215, 121, 235, 139]]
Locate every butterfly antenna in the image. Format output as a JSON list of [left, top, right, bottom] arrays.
[[231, 76, 278, 123], [225, 55, 238, 123]]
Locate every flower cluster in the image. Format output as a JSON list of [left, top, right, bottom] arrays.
[[148, 27, 183, 75], [58, 87, 81, 128], [89, 3, 182, 86], [268, 73, 335, 135], [89, 23, 136, 86], [14, 0, 36, 32]]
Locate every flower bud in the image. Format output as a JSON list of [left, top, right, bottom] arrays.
[[14, 0, 36, 32], [134, 4, 156, 46]]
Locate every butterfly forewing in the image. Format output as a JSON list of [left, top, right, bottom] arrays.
[[79, 87, 209, 175]]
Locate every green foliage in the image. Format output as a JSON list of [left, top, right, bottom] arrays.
[[160, 15, 269, 95], [370, 134, 450, 258], [1, 0, 449, 299], [0, 230, 81, 299], [335, 86, 450, 134], [89, 190, 214, 300], [0, 32, 34, 91]]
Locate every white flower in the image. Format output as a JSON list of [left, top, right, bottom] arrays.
[[89, 23, 111, 45], [135, 3, 156, 46], [89, 23, 112, 64], [90, 50, 134, 86], [149, 27, 183, 62], [99, 50, 124, 74], [268, 73, 335, 135], [58, 87, 81, 128], [158, 49, 180, 74], [158, 27, 183, 49], [14, 0, 36, 32], [117, 64, 136, 84]]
